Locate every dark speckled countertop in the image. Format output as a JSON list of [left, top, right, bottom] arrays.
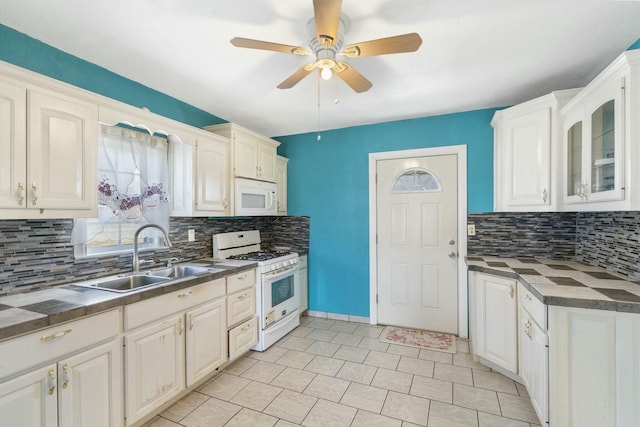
[[467, 256, 640, 313], [0, 260, 257, 341]]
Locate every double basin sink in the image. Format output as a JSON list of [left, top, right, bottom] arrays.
[[76, 265, 224, 293]]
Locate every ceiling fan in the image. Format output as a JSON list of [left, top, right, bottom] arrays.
[[230, 0, 422, 93]]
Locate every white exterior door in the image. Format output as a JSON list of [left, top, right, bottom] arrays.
[[376, 155, 458, 334]]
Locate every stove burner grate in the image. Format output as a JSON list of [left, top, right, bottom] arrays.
[[227, 251, 292, 261]]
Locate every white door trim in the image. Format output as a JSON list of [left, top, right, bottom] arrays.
[[368, 145, 468, 338]]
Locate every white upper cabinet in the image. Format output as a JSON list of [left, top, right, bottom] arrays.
[[276, 155, 288, 215], [0, 76, 98, 219], [194, 133, 230, 216], [561, 50, 640, 211], [205, 122, 280, 183], [492, 89, 580, 211]]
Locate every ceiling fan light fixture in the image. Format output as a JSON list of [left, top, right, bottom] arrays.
[[320, 67, 333, 80]]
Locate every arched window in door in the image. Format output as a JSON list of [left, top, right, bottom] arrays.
[[392, 168, 442, 192]]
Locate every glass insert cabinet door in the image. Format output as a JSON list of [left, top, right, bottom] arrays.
[[566, 121, 583, 198], [590, 100, 615, 193], [564, 77, 624, 204]]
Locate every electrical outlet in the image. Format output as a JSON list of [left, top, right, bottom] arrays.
[[188, 229, 195, 242], [467, 224, 476, 236]]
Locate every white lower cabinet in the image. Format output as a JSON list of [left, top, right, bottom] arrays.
[[549, 306, 640, 427], [226, 269, 258, 362], [299, 255, 308, 313], [186, 299, 226, 386], [124, 313, 185, 425], [0, 309, 122, 427], [470, 272, 518, 375], [518, 284, 548, 425], [124, 279, 227, 426], [0, 364, 58, 427]]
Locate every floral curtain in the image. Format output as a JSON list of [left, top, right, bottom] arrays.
[[72, 124, 170, 251]]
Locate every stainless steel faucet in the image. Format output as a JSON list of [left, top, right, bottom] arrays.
[[133, 224, 173, 273]]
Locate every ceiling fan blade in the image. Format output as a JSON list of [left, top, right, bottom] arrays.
[[231, 37, 311, 56], [334, 62, 372, 93], [342, 33, 422, 58], [313, 0, 342, 47], [277, 63, 318, 89]]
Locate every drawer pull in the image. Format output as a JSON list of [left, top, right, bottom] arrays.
[[238, 293, 249, 300], [241, 323, 253, 331], [237, 274, 247, 280], [48, 369, 56, 395], [524, 293, 532, 301], [177, 291, 192, 298], [41, 329, 72, 342]]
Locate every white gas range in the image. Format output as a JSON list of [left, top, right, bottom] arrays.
[[212, 230, 300, 351]]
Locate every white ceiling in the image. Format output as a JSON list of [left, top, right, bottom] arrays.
[[1, 1, 640, 137]]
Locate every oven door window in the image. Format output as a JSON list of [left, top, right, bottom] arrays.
[[271, 274, 295, 306]]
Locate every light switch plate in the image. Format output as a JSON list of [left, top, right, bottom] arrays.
[[467, 224, 476, 236], [188, 229, 195, 242]]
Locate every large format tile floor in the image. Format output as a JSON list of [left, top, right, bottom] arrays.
[[144, 316, 541, 427]]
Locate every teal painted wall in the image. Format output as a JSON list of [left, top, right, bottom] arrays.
[[0, 23, 500, 318], [628, 38, 640, 50], [276, 110, 497, 316], [0, 24, 225, 128]]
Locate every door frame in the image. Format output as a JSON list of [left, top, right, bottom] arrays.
[[368, 145, 468, 338]]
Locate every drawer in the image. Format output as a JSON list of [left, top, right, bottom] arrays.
[[0, 308, 121, 380], [125, 278, 225, 331], [228, 316, 257, 361], [518, 282, 547, 328], [227, 269, 256, 294], [227, 286, 256, 328]]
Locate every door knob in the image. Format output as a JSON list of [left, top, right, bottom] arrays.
[[448, 252, 457, 259]]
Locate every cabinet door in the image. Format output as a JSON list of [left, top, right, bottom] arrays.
[[549, 306, 617, 427], [299, 256, 308, 313], [28, 89, 97, 213], [257, 141, 277, 182], [473, 273, 518, 374], [0, 364, 57, 427], [582, 78, 624, 203], [519, 307, 547, 425], [196, 135, 229, 215], [0, 79, 27, 210], [564, 111, 585, 205], [233, 131, 259, 179], [502, 108, 551, 208], [185, 299, 227, 387], [124, 314, 185, 425], [58, 339, 123, 427], [276, 156, 288, 215]]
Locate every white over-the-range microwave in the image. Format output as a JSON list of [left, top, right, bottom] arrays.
[[234, 177, 277, 216]]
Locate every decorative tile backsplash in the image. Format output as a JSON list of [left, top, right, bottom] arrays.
[[0, 216, 309, 294], [576, 212, 640, 281], [467, 212, 577, 259]]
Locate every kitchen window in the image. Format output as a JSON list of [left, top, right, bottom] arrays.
[[72, 124, 170, 257]]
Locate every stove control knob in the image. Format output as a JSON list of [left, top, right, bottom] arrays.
[[270, 264, 276, 271], [292, 258, 298, 264], [283, 260, 289, 266]]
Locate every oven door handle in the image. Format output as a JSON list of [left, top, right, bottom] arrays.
[[263, 264, 298, 280]]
